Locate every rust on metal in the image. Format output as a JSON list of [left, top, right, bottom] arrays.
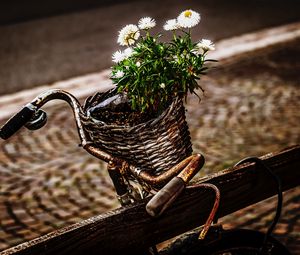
[[146, 176, 186, 217], [145, 154, 205, 217], [29, 89, 89, 146], [83, 144, 112, 163], [178, 153, 205, 183], [26, 89, 115, 163], [187, 183, 221, 239], [107, 160, 133, 205], [136, 155, 195, 187]]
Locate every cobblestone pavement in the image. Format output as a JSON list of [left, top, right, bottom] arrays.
[[0, 40, 299, 252]]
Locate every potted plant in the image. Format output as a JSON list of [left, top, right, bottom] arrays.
[[111, 10, 215, 116], [81, 9, 216, 208]]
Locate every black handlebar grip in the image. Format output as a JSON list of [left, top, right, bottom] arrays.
[[0, 106, 35, 140], [146, 177, 186, 217]]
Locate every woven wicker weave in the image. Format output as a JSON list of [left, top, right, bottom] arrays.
[[80, 90, 192, 174]]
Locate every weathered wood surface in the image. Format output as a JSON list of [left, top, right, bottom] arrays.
[[2, 145, 299, 255]]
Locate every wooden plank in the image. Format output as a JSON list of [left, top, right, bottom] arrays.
[[2, 145, 300, 255]]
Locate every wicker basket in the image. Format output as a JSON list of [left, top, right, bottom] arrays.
[[80, 89, 192, 174]]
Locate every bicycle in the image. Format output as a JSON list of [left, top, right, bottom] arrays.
[[0, 89, 290, 254]]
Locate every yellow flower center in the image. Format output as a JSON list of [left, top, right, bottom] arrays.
[[125, 33, 134, 44], [184, 10, 192, 18]]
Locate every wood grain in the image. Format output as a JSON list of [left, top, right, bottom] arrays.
[[2, 145, 299, 255]]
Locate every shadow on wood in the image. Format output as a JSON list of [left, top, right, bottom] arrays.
[[2, 145, 300, 255]]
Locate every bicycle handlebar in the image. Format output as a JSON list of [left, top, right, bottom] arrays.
[[0, 89, 88, 146], [0, 104, 36, 140]]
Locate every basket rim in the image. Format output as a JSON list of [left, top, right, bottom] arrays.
[[84, 96, 182, 130]]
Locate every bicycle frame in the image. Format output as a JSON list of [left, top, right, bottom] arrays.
[[0, 89, 219, 239]]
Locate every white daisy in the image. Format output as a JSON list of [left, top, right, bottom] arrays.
[[177, 9, 200, 28], [117, 24, 140, 46], [136, 61, 141, 67], [124, 47, 134, 58], [138, 17, 156, 30], [112, 50, 126, 63], [114, 70, 125, 78], [163, 19, 180, 31], [197, 39, 215, 51], [173, 55, 179, 62]]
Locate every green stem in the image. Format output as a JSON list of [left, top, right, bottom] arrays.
[[173, 31, 177, 41]]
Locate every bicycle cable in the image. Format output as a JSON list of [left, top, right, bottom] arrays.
[[234, 156, 283, 254]]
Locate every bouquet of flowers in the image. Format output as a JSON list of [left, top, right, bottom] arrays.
[[82, 9, 216, 182], [110, 9, 216, 115]]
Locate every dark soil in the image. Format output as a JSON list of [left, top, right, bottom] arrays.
[[85, 88, 173, 126]]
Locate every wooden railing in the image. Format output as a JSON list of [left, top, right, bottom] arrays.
[[2, 145, 299, 255]]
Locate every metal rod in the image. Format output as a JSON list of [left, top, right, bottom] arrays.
[[83, 144, 112, 163], [187, 183, 220, 240], [133, 155, 194, 187], [29, 89, 88, 146], [27, 89, 113, 163], [178, 154, 205, 183], [145, 154, 205, 217]]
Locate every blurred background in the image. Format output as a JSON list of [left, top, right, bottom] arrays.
[[0, 0, 299, 253], [1, 0, 300, 94]]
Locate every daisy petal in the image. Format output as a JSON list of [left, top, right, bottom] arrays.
[[197, 39, 215, 51], [163, 19, 180, 31], [117, 24, 140, 46], [112, 50, 125, 63], [138, 17, 156, 30], [177, 9, 200, 28], [114, 70, 125, 78]]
